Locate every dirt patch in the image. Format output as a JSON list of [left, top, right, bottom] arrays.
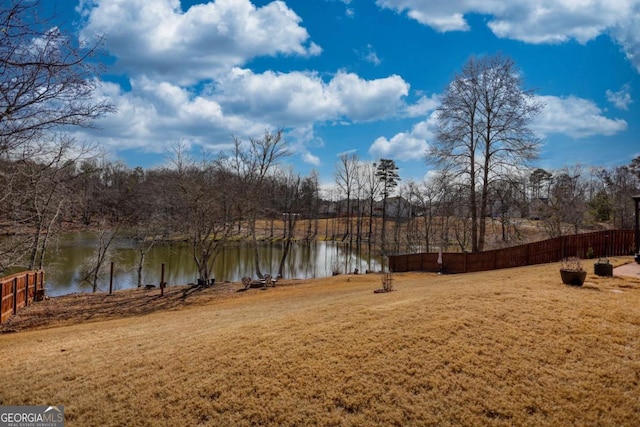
[[0, 281, 247, 332]]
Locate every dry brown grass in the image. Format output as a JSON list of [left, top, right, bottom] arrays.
[[1, 258, 640, 426]]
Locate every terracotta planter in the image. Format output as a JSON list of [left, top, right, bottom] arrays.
[[560, 269, 587, 286]]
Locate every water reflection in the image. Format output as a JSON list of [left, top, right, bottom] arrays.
[[44, 234, 381, 296]]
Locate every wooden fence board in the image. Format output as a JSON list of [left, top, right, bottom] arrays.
[[0, 271, 45, 323], [389, 229, 635, 274]]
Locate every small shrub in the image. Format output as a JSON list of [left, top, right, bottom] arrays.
[[586, 247, 594, 259]]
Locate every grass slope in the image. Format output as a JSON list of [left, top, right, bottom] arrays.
[[1, 259, 639, 426]]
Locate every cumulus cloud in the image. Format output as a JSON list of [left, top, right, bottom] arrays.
[[367, 94, 440, 161], [404, 94, 440, 118], [73, 68, 410, 157], [328, 72, 409, 121], [369, 92, 627, 163], [214, 68, 409, 125], [71, 78, 265, 154], [369, 133, 426, 161], [72, 0, 416, 165], [78, 0, 321, 84], [533, 95, 627, 138], [368, 113, 437, 161], [375, 0, 640, 72], [606, 84, 633, 110]]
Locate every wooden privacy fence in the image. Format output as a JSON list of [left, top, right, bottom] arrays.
[[389, 229, 635, 274], [1, 270, 45, 323]]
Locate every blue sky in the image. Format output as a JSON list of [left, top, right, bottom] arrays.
[[46, 0, 640, 186]]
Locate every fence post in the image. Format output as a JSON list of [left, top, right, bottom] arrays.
[[24, 273, 29, 306], [12, 277, 18, 315], [160, 263, 165, 296], [109, 262, 114, 295]]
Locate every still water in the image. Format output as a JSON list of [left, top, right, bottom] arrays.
[[44, 234, 381, 296]]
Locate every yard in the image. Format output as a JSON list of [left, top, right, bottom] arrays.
[[1, 258, 639, 426]]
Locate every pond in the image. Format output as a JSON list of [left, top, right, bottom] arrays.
[[43, 234, 382, 296]]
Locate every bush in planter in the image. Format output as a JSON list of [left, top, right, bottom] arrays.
[[560, 257, 587, 286]]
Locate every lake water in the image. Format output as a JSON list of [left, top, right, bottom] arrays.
[[43, 234, 381, 296]]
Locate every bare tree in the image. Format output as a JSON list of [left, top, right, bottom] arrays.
[[595, 165, 639, 229], [540, 165, 587, 238], [361, 162, 381, 244], [81, 227, 119, 292], [127, 214, 166, 289], [273, 168, 308, 278], [0, 0, 112, 273], [404, 181, 423, 252], [390, 183, 411, 254], [428, 54, 543, 252], [335, 152, 359, 243], [300, 170, 320, 241], [0, 137, 96, 272], [410, 179, 439, 253], [229, 129, 289, 279], [0, 0, 114, 154], [167, 144, 236, 285], [490, 174, 527, 246]]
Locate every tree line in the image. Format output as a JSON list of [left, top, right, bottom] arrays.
[[2, 134, 638, 278], [331, 153, 640, 253]]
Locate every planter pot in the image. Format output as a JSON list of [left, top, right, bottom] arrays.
[[560, 269, 587, 286], [635, 254, 640, 264], [594, 261, 613, 277]]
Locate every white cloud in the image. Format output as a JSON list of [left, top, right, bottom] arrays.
[[362, 44, 381, 65], [368, 95, 440, 162], [73, 69, 410, 158], [328, 72, 409, 121], [214, 68, 409, 124], [533, 95, 627, 138], [606, 84, 633, 110], [75, 0, 419, 163], [78, 0, 321, 84], [325, 0, 355, 17], [369, 92, 627, 163], [71, 78, 264, 154], [368, 113, 437, 161], [302, 152, 321, 166], [369, 133, 428, 161], [404, 94, 440, 117], [375, 0, 640, 72]]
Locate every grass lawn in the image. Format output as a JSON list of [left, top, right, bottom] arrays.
[[1, 258, 639, 426]]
